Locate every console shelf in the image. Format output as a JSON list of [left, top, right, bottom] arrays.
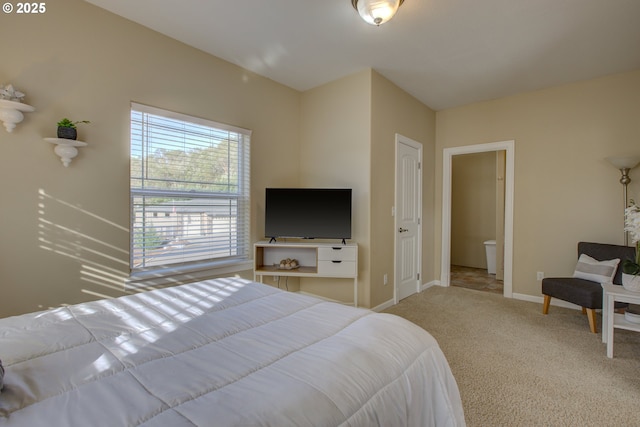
[[254, 241, 358, 306]]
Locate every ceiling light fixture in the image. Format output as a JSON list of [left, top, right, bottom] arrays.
[[351, 0, 404, 26]]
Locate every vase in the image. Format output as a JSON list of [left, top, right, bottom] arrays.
[[57, 126, 77, 140], [622, 273, 640, 292]]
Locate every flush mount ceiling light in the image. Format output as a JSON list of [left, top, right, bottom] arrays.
[[351, 0, 405, 26]]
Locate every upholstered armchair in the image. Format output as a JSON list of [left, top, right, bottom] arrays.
[[542, 242, 634, 333]]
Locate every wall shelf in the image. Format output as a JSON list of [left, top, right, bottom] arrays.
[[0, 99, 35, 133], [44, 138, 87, 167]]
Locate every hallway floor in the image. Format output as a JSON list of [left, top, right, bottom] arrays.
[[450, 265, 503, 295]]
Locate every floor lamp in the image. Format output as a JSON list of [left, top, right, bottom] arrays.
[[607, 156, 640, 245]]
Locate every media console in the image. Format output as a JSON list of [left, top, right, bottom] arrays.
[[253, 241, 358, 306]]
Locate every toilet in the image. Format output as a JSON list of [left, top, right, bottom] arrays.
[[484, 240, 496, 275]]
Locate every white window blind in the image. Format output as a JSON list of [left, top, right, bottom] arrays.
[[130, 103, 251, 271]]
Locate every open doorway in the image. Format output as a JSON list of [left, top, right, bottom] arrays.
[[441, 141, 514, 298], [450, 150, 504, 294]]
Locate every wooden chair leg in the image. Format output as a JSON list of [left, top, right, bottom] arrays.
[[542, 295, 551, 314], [582, 307, 587, 315], [586, 308, 597, 333]]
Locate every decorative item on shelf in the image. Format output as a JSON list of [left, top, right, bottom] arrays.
[[43, 138, 87, 167], [351, 0, 404, 26], [278, 258, 299, 270], [0, 84, 35, 133], [0, 84, 25, 101], [622, 199, 640, 292], [56, 118, 90, 140]]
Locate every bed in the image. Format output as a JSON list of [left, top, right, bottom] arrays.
[[0, 277, 465, 426]]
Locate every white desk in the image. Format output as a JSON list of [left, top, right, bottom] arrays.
[[602, 283, 640, 358]]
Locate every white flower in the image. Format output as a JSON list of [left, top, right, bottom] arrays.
[[624, 200, 640, 244]]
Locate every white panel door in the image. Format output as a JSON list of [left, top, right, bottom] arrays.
[[395, 135, 422, 302]]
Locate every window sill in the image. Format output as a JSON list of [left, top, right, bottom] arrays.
[[126, 259, 253, 291]]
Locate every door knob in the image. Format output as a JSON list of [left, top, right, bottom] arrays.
[[398, 228, 408, 233]]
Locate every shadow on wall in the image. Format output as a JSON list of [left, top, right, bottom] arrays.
[[37, 188, 130, 305]]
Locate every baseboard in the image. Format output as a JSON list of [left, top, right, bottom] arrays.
[[300, 284, 584, 313], [422, 280, 440, 291], [511, 292, 542, 304], [371, 299, 395, 312], [512, 292, 582, 311], [421, 281, 584, 312], [371, 280, 440, 312], [373, 281, 581, 312]]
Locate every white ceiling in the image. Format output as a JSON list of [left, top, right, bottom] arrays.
[[85, 0, 640, 110]]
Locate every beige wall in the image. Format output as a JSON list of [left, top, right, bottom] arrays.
[[370, 71, 436, 307], [3, 0, 638, 317], [298, 70, 372, 305], [451, 152, 497, 268], [0, 0, 301, 317], [435, 69, 640, 298], [298, 70, 435, 308], [0, 0, 433, 317]]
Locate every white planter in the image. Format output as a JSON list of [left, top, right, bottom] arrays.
[[622, 273, 640, 293]]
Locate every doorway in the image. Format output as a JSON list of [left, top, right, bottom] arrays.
[[394, 134, 423, 303], [450, 151, 504, 293], [441, 141, 514, 297]]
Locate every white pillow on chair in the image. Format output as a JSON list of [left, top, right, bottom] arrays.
[[573, 254, 620, 284]]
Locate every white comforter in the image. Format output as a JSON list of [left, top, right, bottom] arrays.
[[0, 278, 465, 426]]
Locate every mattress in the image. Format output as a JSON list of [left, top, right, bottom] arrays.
[[0, 278, 465, 426]]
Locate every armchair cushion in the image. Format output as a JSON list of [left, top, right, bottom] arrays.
[[543, 277, 608, 308], [576, 242, 634, 285], [572, 253, 620, 284]]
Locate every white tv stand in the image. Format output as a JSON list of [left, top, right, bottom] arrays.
[[254, 241, 358, 306]]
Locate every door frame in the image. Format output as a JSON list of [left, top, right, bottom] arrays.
[[394, 134, 423, 304], [441, 140, 515, 297]]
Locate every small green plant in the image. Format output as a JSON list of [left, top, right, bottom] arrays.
[[57, 118, 90, 128]]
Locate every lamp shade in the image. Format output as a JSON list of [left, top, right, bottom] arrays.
[[607, 156, 640, 170], [352, 0, 404, 26]]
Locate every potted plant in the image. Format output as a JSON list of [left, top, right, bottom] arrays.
[[57, 118, 90, 140], [622, 199, 640, 292]]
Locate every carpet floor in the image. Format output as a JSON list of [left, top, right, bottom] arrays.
[[384, 285, 640, 426]]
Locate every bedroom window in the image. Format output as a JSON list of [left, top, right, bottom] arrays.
[[130, 103, 251, 275]]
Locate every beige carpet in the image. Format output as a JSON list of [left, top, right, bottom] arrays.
[[384, 286, 640, 426]]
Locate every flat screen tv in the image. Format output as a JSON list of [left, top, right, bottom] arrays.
[[265, 188, 352, 241]]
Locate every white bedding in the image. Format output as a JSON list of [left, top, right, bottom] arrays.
[[0, 278, 465, 426]]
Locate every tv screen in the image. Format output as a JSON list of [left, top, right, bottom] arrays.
[[265, 188, 352, 240]]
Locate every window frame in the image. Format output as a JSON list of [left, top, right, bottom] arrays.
[[127, 102, 252, 289]]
